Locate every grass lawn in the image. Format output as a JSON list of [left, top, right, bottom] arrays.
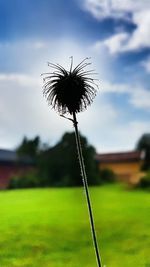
[[0, 185, 150, 267]]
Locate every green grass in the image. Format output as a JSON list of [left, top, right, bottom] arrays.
[[0, 185, 150, 267]]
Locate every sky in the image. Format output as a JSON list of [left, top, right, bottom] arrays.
[[0, 0, 150, 153]]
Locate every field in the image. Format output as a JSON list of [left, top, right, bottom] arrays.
[[0, 185, 150, 267]]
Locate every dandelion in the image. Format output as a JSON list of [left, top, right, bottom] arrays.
[[42, 57, 102, 267]]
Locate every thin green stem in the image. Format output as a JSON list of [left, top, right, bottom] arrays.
[[72, 112, 102, 267]]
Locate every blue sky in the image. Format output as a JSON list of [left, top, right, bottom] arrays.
[[0, 0, 150, 152]]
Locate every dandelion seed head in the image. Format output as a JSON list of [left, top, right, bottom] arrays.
[[42, 58, 98, 115]]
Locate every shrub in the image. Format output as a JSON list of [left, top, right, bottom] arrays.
[[99, 168, 116, 184], [137, 171, 150, 190], [8, 171, 39, 189]]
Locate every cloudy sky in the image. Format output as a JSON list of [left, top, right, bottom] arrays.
[[0, 0, 150, 152]]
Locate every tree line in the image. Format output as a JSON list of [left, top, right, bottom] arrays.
[[9, 132, 150, 189], [10, 132, 103, 188]]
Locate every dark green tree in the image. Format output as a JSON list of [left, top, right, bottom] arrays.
[[38, 132, 100, 187], [136, 133, 150, 170], [17, 136, 40, 160]]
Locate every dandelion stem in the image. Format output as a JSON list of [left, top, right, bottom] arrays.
[[72, 111, 102, 267]]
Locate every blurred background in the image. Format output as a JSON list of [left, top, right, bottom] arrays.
[[0, 0, 150, 266], [0, 0, 150, 152]]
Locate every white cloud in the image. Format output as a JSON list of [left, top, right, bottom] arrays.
[[124, 10, 150, 51], [100, 80, 129, 93], [129, 87, 150, 109], [141, 57, 150, 73], [78, 79, 150, 152], [104, 81, 150, 111], [103, 32, 129, 54], [85, 1, 150, 53], [94, 9, 150, 54], [0, 72, 73, 149], [82, 0, 150, 20], [0, 73, 40, 87], [97, 80, 150, 112], [78, 91, 150, 152], [92, 32, 130, 55]]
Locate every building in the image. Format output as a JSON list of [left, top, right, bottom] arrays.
[[96, 150, 145, 185], [0, 149, 34, 189]]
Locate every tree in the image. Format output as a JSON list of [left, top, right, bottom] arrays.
[[17, 136, 40, 160], [38, 132, 100, 187], [136, 133, 150, 170], [136, 171, 150, 189]]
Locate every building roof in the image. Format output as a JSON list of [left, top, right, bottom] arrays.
[[0, 149, 34, 165], [96, 151, 145, 163], [0, 149, 18, 162]]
